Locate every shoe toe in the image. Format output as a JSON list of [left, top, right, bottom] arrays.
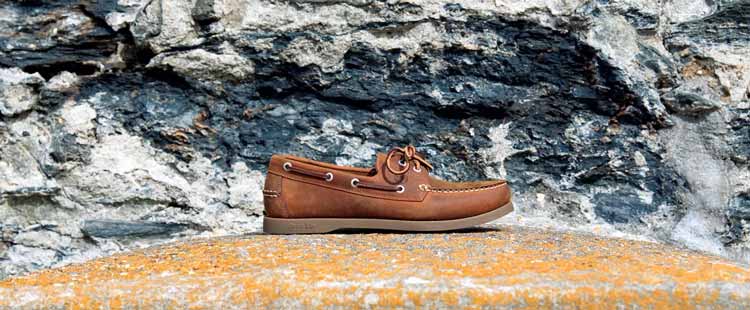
[[476, 181, 512, 214], [423, 180, 512, 220]]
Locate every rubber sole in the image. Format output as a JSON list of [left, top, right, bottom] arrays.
[[263, 202, 514, 234]]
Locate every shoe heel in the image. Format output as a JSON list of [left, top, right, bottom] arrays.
[[263, 217, 337, 234]]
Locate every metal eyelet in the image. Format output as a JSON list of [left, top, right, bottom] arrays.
[[325, 172, 334, 182], [412, 166, 422, 173], [283, 162, 292, 171], [350, 178, 360, 188], [398, 158, 407, 167], [396, 185, 405, 193]]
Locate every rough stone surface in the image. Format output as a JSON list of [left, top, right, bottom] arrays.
[[2, 225, 749, 309], [0, 68, 44, 116], [147, 46, 255, 81], [0, 0, 749, 278]]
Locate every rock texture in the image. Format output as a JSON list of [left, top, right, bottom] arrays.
[[0, 0, 748, 278], [2, 225, 750, 309]]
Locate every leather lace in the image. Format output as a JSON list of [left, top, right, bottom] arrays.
[[351, 179, 403, 192], [284, 162, 403, 192], [283, 162, 333, 181], [282, 145, 431, 194], [385, 145, 433, 175]]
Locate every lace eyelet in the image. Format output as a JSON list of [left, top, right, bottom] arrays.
[[396, 185, 405, 193], [325, 172, 333, 182], [412, 166, 422, 173], [398, 158, 407, 167], [350, 178, 360, 188], [283, 162, 292, 171]]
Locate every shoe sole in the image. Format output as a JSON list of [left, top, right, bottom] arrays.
[[263, 201, 514, 234]]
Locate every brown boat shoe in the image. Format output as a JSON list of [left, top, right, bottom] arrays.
[[262, 145, 513, 234]]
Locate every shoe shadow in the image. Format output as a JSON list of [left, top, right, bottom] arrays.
[[239, 226, 506, 236], [248, 226, 504, 235], [328, 226, 503, 234]]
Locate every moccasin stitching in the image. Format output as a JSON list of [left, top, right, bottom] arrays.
[[424, 183, 505, 193]]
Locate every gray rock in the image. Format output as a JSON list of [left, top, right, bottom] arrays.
[[0, 142, 59, 198], [0, 69, 44, 116], [39, 71, 80, 107], [102, 0, 151, 31], [725, 192, 750, 244], [131, 0, 203, 53], [0, 2, 117, 77], [192, 0, 224, 23], [146, 47, 255, 81], [13, 230, 71, 251], [5, 245, 58, 271], [81, 220, 191, 238], [663, 86, 723, 116]]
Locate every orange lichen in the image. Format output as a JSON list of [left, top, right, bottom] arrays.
[[1, 226, 749, 309]]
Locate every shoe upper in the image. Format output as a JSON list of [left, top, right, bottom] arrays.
[[262, 145, 512, 220]]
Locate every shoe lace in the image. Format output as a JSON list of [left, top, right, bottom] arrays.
[[385, 145, 433, 175]]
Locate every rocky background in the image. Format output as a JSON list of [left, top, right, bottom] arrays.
[[0, 0, 748, 278]]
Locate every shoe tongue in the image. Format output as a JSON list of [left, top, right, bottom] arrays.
[[373, 152, 407, 184], [373, 153, 389, 174]]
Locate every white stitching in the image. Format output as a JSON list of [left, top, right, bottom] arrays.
[[263, 189, 280, 198], [421, 183, 505, 193]]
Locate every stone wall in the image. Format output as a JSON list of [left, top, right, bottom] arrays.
[[0, 0, 748, 278]]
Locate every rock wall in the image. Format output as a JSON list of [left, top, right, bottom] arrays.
[[0, 0, 748, 278]]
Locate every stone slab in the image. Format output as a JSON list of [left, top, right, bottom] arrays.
[[1, 225, 749, 309]]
